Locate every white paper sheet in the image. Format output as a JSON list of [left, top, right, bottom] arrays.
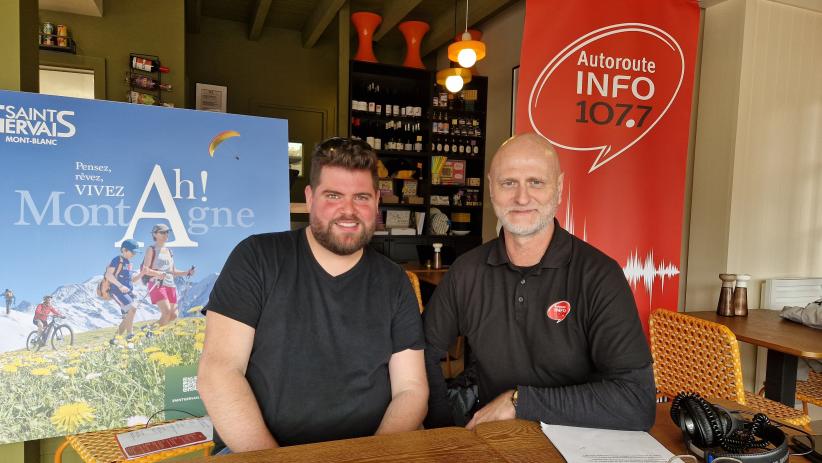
[[541, 422, 678, 463], [116, 417, 213, 460]]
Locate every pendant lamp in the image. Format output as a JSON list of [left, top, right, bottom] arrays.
[[436, 67, 472, 93], [447, 0, 486, 68]]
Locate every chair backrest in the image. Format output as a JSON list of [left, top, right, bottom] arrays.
[[405, 271, 424, 313], [649, 308, 747, 403]]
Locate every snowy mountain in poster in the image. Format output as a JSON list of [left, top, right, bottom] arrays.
[[0, 274, 216, 352]]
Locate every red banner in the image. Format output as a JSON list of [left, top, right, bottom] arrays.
[[516, 0, 700, 332]]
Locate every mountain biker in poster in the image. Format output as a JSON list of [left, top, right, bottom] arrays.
[[33, 296, 63, 344]]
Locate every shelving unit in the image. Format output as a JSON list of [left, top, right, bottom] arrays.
[[128, 53, 164, 106], [349, 61, 488, 264], [38, 34, 76, 54]]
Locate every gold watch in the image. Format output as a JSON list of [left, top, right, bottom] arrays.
[[511, 389, 519, 408]]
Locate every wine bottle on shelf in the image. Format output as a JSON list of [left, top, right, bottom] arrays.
[[128, 74, 172, 91], [131, 56, 169, 73]]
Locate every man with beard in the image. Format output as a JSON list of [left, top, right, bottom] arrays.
[[199, 138, 427, 454], [423, 133, 655, 431]]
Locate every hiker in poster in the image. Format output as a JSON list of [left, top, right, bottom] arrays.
[[104, 239, 145, 345], [3, 289, 13, 315], [141, 224, 196, 327]]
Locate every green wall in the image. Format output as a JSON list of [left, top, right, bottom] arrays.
[[186, 16, 340, 200], [0, 0, 39, 92], [186, 16, 338, 126], [40, 0, 186, 108]]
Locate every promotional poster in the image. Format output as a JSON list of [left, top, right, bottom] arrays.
[[0, 90, 289, 443], [517, 0, 700, 331]]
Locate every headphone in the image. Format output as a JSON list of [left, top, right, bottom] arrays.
[[670, 392, 789, 463]]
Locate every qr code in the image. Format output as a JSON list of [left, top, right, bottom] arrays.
[[182, 376, 198, 393]]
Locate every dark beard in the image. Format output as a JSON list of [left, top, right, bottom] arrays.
[[310, 216, 374, 256]]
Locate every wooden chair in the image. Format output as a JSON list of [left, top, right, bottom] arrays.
[[649, 308, 810, 428], [405, 270, 424, 313], [54, 420, 213, 463]]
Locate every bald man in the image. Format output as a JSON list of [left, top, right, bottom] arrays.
[[423, 133, 656, 431]]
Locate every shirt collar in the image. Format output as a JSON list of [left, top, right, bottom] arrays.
[[487, 218, 572, 270]]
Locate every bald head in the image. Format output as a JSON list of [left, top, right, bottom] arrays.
[[487, 133, 564, 237], [490, 133, 562, 181]]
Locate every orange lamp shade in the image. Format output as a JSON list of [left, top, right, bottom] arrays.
[[436, 67, 472, 93]]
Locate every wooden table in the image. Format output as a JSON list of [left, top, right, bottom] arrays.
[[470, 404, 688, 462], [689, 310, 822, 405], [187, 426, 507, 462], [186, 402, 812, 462]]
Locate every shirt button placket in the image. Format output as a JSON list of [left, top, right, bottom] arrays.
[[515, 278, 526, 321]]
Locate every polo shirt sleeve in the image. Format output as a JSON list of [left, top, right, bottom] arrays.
[[586, 259, 652, 372], [203, 236, 266, 328], [391, 273, 425, 353], [423, 269, 461, 352]]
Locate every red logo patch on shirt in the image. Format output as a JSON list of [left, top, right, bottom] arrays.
[[546, 301, 571, 323]]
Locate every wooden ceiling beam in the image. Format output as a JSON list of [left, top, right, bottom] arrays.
[[185, 0, 201, 34], [302, 0, 348, 48], [249, 0, 273, 41], [421, 0, 515, 57], [374, 0, 423, 42]]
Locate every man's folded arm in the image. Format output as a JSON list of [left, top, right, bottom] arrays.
[[198, 311, 279, 451], [423, 343, 455, 428], [516, 363, 657, 431], [376, 348, 429, 434]]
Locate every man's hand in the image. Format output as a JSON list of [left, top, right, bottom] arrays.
[[465, 389, 516, 430]]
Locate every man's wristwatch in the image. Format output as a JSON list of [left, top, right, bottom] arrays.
[[511, 389, 519, 408]]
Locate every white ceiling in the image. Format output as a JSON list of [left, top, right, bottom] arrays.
[[39, 0, 103, 17]]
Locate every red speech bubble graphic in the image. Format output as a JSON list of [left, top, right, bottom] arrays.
[[528, 23, 684, 173]]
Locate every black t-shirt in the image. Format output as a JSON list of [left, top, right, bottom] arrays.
[[425, 220, 652, 412], [204, 229, 424, 447]]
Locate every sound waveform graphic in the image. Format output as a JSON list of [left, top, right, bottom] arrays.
[[561, 182, 679, 304], [622, 250, 680, 304], [562, 183, 587, 241]]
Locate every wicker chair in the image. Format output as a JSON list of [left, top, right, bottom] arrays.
[[405, 271, 424, 313], [649, 309, 810, 428], [54, 420, 213, 463], [796, 370, 822, 415]]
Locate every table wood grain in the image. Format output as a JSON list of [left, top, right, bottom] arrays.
[[187, 402, 813, 462], [687, 310, 822, 358], [473, 406, 689, 463], [186, 427, 507, 462]]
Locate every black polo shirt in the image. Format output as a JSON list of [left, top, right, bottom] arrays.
[[424, 220, 653, 425]]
